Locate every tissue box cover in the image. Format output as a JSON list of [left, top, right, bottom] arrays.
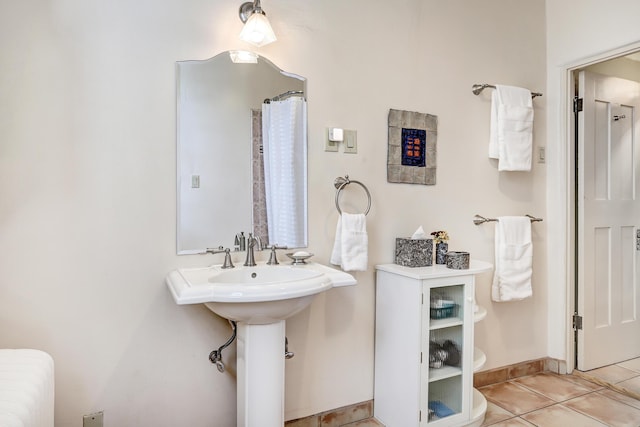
[[395, 238, 433, 267], [445, 251, 470, 269]]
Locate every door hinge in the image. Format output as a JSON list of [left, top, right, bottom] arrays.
[[574, 97, 583, 113], [573, 313, 583, 330]]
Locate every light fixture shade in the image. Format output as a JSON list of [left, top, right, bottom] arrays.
[[239, 12, 277, 47]]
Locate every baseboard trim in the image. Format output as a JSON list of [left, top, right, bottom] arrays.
[[474, 357, 564, 388], [285, 400, 373, 426]]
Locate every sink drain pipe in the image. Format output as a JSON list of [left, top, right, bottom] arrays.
[[209, 320, 237, 373], [209, 321, 295, 373]]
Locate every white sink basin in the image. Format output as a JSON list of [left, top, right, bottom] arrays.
[[166, 261, 357, 425], [166, 262, 356, 324]]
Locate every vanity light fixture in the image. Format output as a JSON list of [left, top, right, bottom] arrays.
[[238, 0, 277, 47], [229, 50, 259, 64]]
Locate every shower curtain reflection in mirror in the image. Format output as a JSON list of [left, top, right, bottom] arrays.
[[254, 96, 307, 248]]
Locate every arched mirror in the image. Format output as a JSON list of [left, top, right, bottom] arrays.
[[176, 51, 307, 254]]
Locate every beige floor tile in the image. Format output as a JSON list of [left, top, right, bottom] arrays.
[[480, 381, 555, 415], [486, 418, 535, 427], [617, 375, 640, 396], [513, 372, 593, 402], [481, 401, 515, 426], [564, 373, 605, 391], [520, 403, 607, 427], [583, 364, 640, 384], [341, 418, 385, 427], [564, 392, 640, 427], [598, 388, 640, 410], [618, 357, 640, 373]]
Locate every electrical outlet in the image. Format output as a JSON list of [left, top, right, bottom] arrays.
[[83, 411, 104, 427], [325, 128, 339, 152]]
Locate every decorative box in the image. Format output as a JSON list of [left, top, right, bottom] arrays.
[[395, 238, 433, 267], [445, 251, 470, 270]]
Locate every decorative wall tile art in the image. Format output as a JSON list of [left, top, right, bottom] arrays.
[[387, 109, 438, 185]]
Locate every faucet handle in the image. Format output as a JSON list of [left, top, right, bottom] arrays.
[[254, 235, 263, 251], [205, 246, 226, 255], [266, 245, 287, 265], [205, 247, 235, 269]]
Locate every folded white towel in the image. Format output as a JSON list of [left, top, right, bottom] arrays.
[[491, 216, 533, 302], [489, 85, 534, 171], [330, 213, 368, 272]]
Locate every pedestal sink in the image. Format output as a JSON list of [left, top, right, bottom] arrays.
[[166, 261, 356, 427]]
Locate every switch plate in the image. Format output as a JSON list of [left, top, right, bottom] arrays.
[[538, 146, 546, 163], [83, 411, 104, 427], [191, 175, 200, 188], [325, 128, 339, 152], [344, 130, 357, 154]]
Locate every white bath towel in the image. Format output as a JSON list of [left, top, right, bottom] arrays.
[[330, 213, 368, 272], [491, 216, 533, 302], [489, 85, 534, 171]]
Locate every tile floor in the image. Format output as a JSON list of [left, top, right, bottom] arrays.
[[356, 358, 640, 427], [576, 357, 640, 400], [479, 371, 640, 426]]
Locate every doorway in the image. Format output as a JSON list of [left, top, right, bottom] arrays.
[[572, 52, 640, 371]]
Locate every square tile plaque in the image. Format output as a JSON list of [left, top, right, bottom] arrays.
[[387, 109, 437, 185]]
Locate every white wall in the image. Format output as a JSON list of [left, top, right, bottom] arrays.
[[0, 1, 546, 426], [545, 0, 640, 363]]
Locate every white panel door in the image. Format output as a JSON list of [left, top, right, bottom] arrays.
[[577, 71, 640, 371]]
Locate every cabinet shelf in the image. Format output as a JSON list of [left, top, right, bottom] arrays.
[[470, 388, 488, 426], [473, 348, 487, 372], [429, 316, 463, 330], [428, 366, 462, 382], [474, 305, 487, 323]]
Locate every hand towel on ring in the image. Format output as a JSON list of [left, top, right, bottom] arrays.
[[330, 212, 368, 272]]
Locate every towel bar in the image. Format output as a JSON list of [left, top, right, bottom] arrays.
[[472, 83, 543, 98], [473, 214, 543, 225], [334, 175, 371, 215]]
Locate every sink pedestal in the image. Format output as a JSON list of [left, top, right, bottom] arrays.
[[165, 262, 358, 427], [237, 320, 286, 427]]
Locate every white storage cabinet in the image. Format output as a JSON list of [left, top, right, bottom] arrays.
[[374, 262, 492, 427]]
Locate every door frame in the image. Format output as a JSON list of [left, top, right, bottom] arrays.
[[557, 41, 640, 373]]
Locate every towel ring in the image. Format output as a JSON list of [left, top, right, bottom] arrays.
[[334, 175, 371, 215]]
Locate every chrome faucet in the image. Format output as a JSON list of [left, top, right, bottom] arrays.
[[243, 234, 262, 267], [206, 246, 235, 269]]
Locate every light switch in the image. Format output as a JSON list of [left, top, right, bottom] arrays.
[[538, 146, 546, 164], [344, 130, 357, 154], [191, 175, 200, 188]]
